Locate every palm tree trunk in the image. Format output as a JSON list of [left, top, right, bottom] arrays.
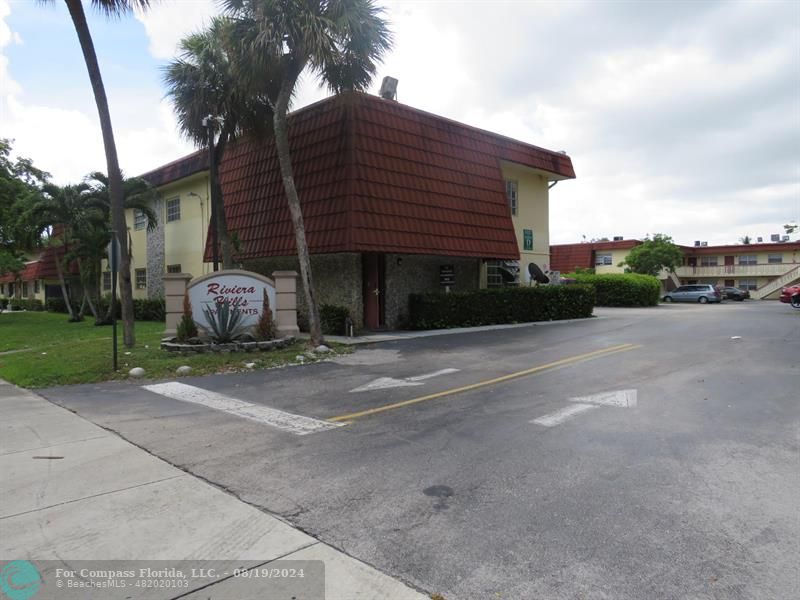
[[54, 254, 76, 320], [65, 0, 135, 347], [213, 130, 235, 269], [273, 74, 323, 347]]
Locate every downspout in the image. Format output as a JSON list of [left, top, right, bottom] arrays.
[[548, 180, 559, 190]]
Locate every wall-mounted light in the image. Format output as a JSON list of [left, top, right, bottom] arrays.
[[396, 257, 403, 266]]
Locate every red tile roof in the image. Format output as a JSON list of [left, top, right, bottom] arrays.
[[549, 240, 641, 273], [678, 241, 800, 254], [139, 149, 208, 187], [212, 92, 575, 261], [0, 259, 39, 283]]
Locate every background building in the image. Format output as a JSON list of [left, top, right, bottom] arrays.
[[550, 238, 800, 299]]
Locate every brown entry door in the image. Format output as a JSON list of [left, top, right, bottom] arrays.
[[724, 255, 734, 273], [362, 253, 385, 330]]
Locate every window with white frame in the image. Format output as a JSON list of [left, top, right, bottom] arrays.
[[738, 255, 757, 265], [167, 264, 182, 274], [486, 260, 519, 288], [505, 180, 518, 216], [594, 253, 613, 266], [166, 197, 181, 222], [700, 256, 718, 267], [103, 271, 111, 290], [21, 282, 28, 298], [135, 268, 147, 289], [738, 279, 757, 290], [768, 253, 783, 264], [134, 209, 146, 230], [34, 280, 40, 294]]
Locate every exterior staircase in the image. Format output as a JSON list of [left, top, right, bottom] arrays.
[[751, 265, 800, 300]]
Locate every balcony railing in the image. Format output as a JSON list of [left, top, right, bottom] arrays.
[[674, 263, 795, 278]]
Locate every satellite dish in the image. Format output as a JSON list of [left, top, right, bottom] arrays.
[[528, 262, 550, 284]]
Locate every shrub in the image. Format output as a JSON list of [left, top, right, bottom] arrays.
[[176, 292, 198, 342], [22, 299, 44, 311], [319, 304, 350, 335], [408, 285, 595, 330], [133, 297, 165, 321], [255, 289, 277, 340], [9, 298, 23, 311], [565, 273, 660, 307], [203, 299, 246, 343], [46, 297, 68, 313], [0, 297, 7, 310]]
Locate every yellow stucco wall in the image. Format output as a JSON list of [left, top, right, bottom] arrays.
[[500, 161, 550, 283], [160, 173, 212, 280], [594, 249, 630, 274], [101, 172, 211, 298]]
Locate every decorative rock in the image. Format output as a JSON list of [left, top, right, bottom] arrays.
[[314, 344, 331, 354], [176, 366, 192, 376], [295, 355, 306, 362], [244, 362, 256, 369], [129, 367, 145, 378]]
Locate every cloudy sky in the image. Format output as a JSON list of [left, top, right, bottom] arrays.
[[1, 0, 798, 245]]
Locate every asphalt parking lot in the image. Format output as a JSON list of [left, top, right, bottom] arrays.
[[42, 301, 800, 599]]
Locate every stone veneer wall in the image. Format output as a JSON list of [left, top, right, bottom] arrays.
[[245, 252, 481, 332], [245, 253, 362, 330], [384, 254, 481, 329], [146, 197, 165, 299]]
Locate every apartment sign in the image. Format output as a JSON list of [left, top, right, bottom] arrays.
[[187, 270, 276, 330]]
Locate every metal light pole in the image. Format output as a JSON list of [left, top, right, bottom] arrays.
[[203, 115, 220, 272]]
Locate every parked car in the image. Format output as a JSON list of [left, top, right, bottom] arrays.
[[663, 284, 722, 304], [779, 284, 800, 304], [721, 286, 750, 301]]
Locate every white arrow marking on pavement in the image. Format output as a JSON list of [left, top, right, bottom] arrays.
[[568, 389, 637, 408], [531, 389, 638, 427], [142, 382, 343, 435], [531, 403, 599, 427], [406, 368, 460, 382], [350, 368, 461, 393]]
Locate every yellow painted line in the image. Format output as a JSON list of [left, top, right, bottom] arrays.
[[329, 343, 641, 423]]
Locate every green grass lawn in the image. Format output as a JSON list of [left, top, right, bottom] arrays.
[[0, 311, 350, 388]]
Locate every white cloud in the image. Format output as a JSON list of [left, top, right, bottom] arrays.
[[134, 0, 218, 60], [4, 0, 799, 245]]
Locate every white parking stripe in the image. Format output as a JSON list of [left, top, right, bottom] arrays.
[[531, 403, 599, 427], [142, 382, 343, 436]]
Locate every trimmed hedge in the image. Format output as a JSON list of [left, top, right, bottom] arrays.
[[46, 297, 68, 313], [319, 304, 350, 336], [566, 273, 660, 307], [408, 285, 595, 330], [46, 295, 165, 321], [0, 297, 41, 311]]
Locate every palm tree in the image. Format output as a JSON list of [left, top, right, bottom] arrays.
[[84, 171, 158, 322], [163, 17, 275, 269], [25, 183, 101, 320], [39, 0, 155, 345], [223, 0, 392, 346]]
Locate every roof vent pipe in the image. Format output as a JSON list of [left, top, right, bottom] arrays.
[[379, 76, 398, 100]]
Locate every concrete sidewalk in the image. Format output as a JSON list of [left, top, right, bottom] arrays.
[[307, 316, 603, 345], [0, 379, 428, 599]]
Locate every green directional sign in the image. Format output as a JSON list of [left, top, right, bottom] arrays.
[[523, 229, 533, 251]]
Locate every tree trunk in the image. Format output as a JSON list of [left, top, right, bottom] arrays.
[[54, 253, 76, 320], [76, 258, 98, 319], [213, 130, 235, 269], [273, 74, 323, 347], [65, 0, 135, 347]]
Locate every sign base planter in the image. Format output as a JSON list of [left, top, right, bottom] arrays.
[[160, 336, 295, 354]]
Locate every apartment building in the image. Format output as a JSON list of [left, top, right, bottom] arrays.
[[550, 239, 799, 299]]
